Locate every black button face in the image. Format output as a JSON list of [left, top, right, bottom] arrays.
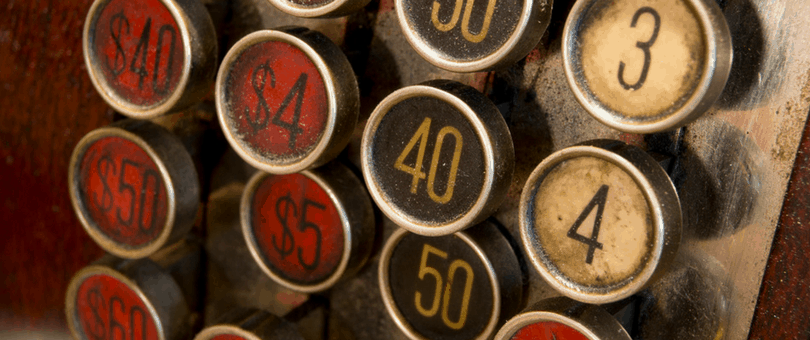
[[396, 0, 552, 71], [404, 0, 523, 62], [362, 81, 514, 236], [370, 96, 485, 226], [387, 232, 495, 340]]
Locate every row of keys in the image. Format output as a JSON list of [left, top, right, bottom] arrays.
[[67, 95, 683, 339], [62, 232, 648, 340], [83, 0, 732, 133]]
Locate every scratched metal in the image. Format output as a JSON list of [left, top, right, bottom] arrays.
[[214, 0, 810, 339]]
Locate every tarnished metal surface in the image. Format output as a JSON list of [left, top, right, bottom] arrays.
[[210, 0, 810, 338]]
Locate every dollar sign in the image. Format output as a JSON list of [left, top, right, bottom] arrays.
[[245, 62, 275, 133], [107, 12, 129, 78], [273, 193, 296, 259], [87, 288, 106, 340], [94, 155, 115, 213]]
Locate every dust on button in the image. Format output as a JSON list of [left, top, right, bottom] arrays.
[[249, 173, 344, 286], [78, 136, 168, 248], [579, 0, 705, 119], [369, 96, 485, 228], [532, 156, 653, 287]]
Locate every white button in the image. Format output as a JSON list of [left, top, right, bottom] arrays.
[[563, 0, 732, 133]]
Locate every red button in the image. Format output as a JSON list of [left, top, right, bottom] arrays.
[[74, 274, 159, 340], [90, 0, 184, 107], [250, 173, 344, 285], [211, 335, 248, 340], [217, 28, 360, 174], [226, 41, 328, 160], [69, 120, 200, 259], [78, 136, 168, 247], [511, 321, 590, 340]]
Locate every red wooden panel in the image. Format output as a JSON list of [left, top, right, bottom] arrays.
[[0, 0, 108, 331], [748, 109, 810, 339]]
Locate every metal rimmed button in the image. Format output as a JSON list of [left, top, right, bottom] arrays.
[[241, 161, 375, 293], [194, 310, 304, 340], [519, 140, 681, 304], [378, 222, 523, 340], [494, 298, 631, 340], [361, 80, 514, 236], [395, 0, 552, 71], [68, 119, 199, 259], [66, 242, 202, 340], [563, 0, 732, 133], [265, 0, 371, 18], [83, 0, 217, 118], [216, 28, 359, 175]]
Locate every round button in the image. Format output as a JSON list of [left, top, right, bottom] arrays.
[[83, 0, 218, 118], [361, 80, 514, 236], [562, 0, 732, 133], [396, 0, 552, 71], [519, 140, 681, 304], [194, 311, 303, 340], [241, 162, 375, 293], [66, 258, 191, 340], [266, 0, 371, 18], [378, 223, 523, 340], [216, 28, 359, 175], [494, 298, 631, 340], [68, 119, 199, 259]]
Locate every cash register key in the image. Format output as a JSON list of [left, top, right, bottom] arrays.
[[66, 243, 201, 340], [395, 0, 552, 72], [194, 310, 304, 340], [361, 80, 514, 236], [83, 0, 217, 119], [68, 120, 199, 259], [241, 161, 375, 293], [562, 0, 732, 133], [519, 140, 681, 304], [265, 0, 371, 18], [378, 222, 523, 340], [216, 27, 359, 175], [494, 298, 632, 340]]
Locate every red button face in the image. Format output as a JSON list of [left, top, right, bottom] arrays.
[[91, 0, 185, 106], [78, 136, 168, 247], [250, 173, 344, 285], [510, 321, 589, 340], [224, 40, 328, 163], [75, 274, 159, 340], [211, 335, 248, 340]]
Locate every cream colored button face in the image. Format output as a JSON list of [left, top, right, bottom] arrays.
[[520, 140, 681, 304], [563, 0, 732, 133], [532, 156, 652, 287]]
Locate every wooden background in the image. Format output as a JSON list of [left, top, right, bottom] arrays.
[[0, 0, 808, 338]]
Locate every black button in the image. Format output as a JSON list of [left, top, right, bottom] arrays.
[[379, 222, 523, 340], [362, 80, 513, 236], [396, 0, 552, 71]]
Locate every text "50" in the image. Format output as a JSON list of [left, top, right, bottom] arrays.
[[431, 0, 497, 43]]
